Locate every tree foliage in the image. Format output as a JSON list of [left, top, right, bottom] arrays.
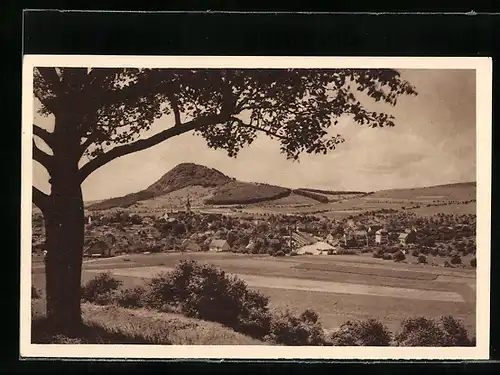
[[33, 67, 417, 200]]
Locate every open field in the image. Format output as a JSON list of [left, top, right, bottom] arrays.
[[32, 252, 476, 335]]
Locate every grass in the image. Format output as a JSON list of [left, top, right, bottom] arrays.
[[31, 299, 266, 345], [259, 286, 476, 336], [32, 251, 476, 343], [293, 262, 439, 281], [292, 189, 330, 203]]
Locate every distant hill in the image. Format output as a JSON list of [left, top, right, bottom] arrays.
[[87, 163, 292, 211], [369, 182, 476, 201], [145, 163, 232, 195], [88, 163, 232, 210]]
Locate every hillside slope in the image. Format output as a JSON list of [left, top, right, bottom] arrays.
[[88, 163, 291, 211], [88, 163, 232, 211], [370, 182, 476, 201]]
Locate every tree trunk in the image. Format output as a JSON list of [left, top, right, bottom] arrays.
[[43, 171, 85, 335]]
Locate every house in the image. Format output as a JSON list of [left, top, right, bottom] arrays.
[[343, 229, 368, 247], [209, 239, 231, 252], [398, 230, 417, 245], [245, 240, 256, 251], [182, 239, 201, 252], [291, 231, 317, 247], [368, 225, 383, 234], [84, 240, 115, 258], [375, 228, 388, 245]]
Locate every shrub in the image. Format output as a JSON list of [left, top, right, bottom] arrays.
[[290, 251, 298, 256], [470, 257, 477, 268], [382, 253, 393, 261], [335, 249, 358, 255], [266, 309, 327, 346], [430, 248, 438, 257], [372, 249, 383, 259], [395, 316, 473, 346], [395, 317, 444, 346], [274, 250, 285, 257], [81, 272, 122, 305], [419, 247, 430, 255], [32, 286, 40, 299], [450, 254, 462, 265], [417, 255, 427, 264], [411, 249, 420, 257], [115, 286, 146, 309], [438, 248, 448, 257], [444, 261, 452, 268], [439, 316, 473, 346], [330, 319, 392, 346], [393, 250, 405, 262], [385, 246, 399, 254], [143, 260, 271, 339]]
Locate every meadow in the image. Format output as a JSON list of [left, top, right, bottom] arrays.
[[32, 251, 476, 336]]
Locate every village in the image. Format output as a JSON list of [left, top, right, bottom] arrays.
[[32, 195, 477, 269]]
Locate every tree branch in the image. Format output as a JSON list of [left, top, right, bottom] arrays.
[[230, 116, 291, 141], [33, 139, 53, 171], [79, 136, 95, 156], [33, 124, 54, 148], [33, 186, 50, 211], [37, 67, 63, 94], [168, 94, 182, 126], [78, 113, 229, 182]]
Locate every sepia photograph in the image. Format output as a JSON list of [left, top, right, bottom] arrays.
[[21, 56, 491, 360]]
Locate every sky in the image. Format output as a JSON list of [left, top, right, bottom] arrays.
[[32, 69, 476, 202]]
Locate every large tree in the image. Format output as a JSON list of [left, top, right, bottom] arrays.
[[32, 67, 417, 333]]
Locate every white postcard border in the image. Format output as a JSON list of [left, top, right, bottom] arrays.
[[20, 55, 492, 360]]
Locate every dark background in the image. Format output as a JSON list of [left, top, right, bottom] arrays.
[[6, 8, 500, 374]]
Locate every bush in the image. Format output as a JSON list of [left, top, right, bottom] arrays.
[[450, 254, 462, 265], [274, 250, 285, 257], [32, 286, 41, 299], [417, 255, 427, 264], [395, 317, 444, 346], [81, 272, 122, 305], [393, 250, 406, 262], [330, 319, 392, 346], [444, 261, 452, 268], [265, 309, 327, 346], [438, 248, 448, 257], [115, 286, 146, 309], [411, 249, 420, 257], [385, 247, 399, 254], [470, 257, 477, 268], [335, 249, 358, 255], [143, 260, 271, 339], [382, 253, 393, 261], [419, 247, 430, 255], [439, 316, 473, 346], [430, 248, 438, 257], [395, 316, 473, 346], [372, 249, 383, 259]]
